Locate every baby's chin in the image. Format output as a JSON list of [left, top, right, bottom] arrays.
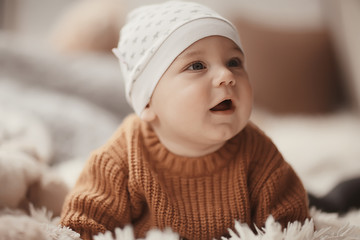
[[206, 127, 241, 144]]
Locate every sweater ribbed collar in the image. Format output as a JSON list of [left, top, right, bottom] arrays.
[[141, 121, 240, 177]]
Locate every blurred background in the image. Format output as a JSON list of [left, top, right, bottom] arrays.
[[0, 0, 359, 198]]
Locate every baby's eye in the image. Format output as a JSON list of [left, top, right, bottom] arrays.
[[187, 62, 206, 71], [227, 58, 242, 68]]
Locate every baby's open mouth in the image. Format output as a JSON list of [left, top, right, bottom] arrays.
[[210, 99, 234, 112]]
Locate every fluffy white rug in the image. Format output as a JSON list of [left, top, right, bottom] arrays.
[[0, 206, 80, 240], [93, 209, 360, 240], [2, 206, 360, 240]]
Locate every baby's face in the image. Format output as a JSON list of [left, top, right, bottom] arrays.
[[146, 36, 253, 156]]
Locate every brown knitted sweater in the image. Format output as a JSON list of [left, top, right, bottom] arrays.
[[61, 114, 309, 240]]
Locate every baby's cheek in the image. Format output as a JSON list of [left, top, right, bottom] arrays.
[[239, 82, 253, 105]]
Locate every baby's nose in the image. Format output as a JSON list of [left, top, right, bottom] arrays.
[[213, 68, 236, 87]]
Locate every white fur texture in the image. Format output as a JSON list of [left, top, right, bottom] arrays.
[[0, 206, 81, 240], [90, 209, 360, 240], [1, 206, 360, 240], [0, 151, 42, 208], [0, 106, 69, 214]]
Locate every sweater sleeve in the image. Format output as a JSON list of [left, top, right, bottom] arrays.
[[247, 124, 310, 229], [60, 150, 132, 240], [253, 161, 310, 228]]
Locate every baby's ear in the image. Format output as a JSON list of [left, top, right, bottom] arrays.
[[140, 105, 156, 122]]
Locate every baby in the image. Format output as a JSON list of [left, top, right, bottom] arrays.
[[60, 1, 309, 239]]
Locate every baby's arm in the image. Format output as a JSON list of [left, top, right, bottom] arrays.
[[247, 124, 310, 229], [61, 151, 132, 240], [252, 160, 309, 228]]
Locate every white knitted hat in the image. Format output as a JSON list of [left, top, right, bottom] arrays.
[[113, 1, 242, 116]]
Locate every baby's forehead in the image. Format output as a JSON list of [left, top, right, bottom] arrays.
[[177, 36, 243, 58]]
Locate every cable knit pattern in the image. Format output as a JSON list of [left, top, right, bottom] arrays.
[[60, 114, 309, 240]]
